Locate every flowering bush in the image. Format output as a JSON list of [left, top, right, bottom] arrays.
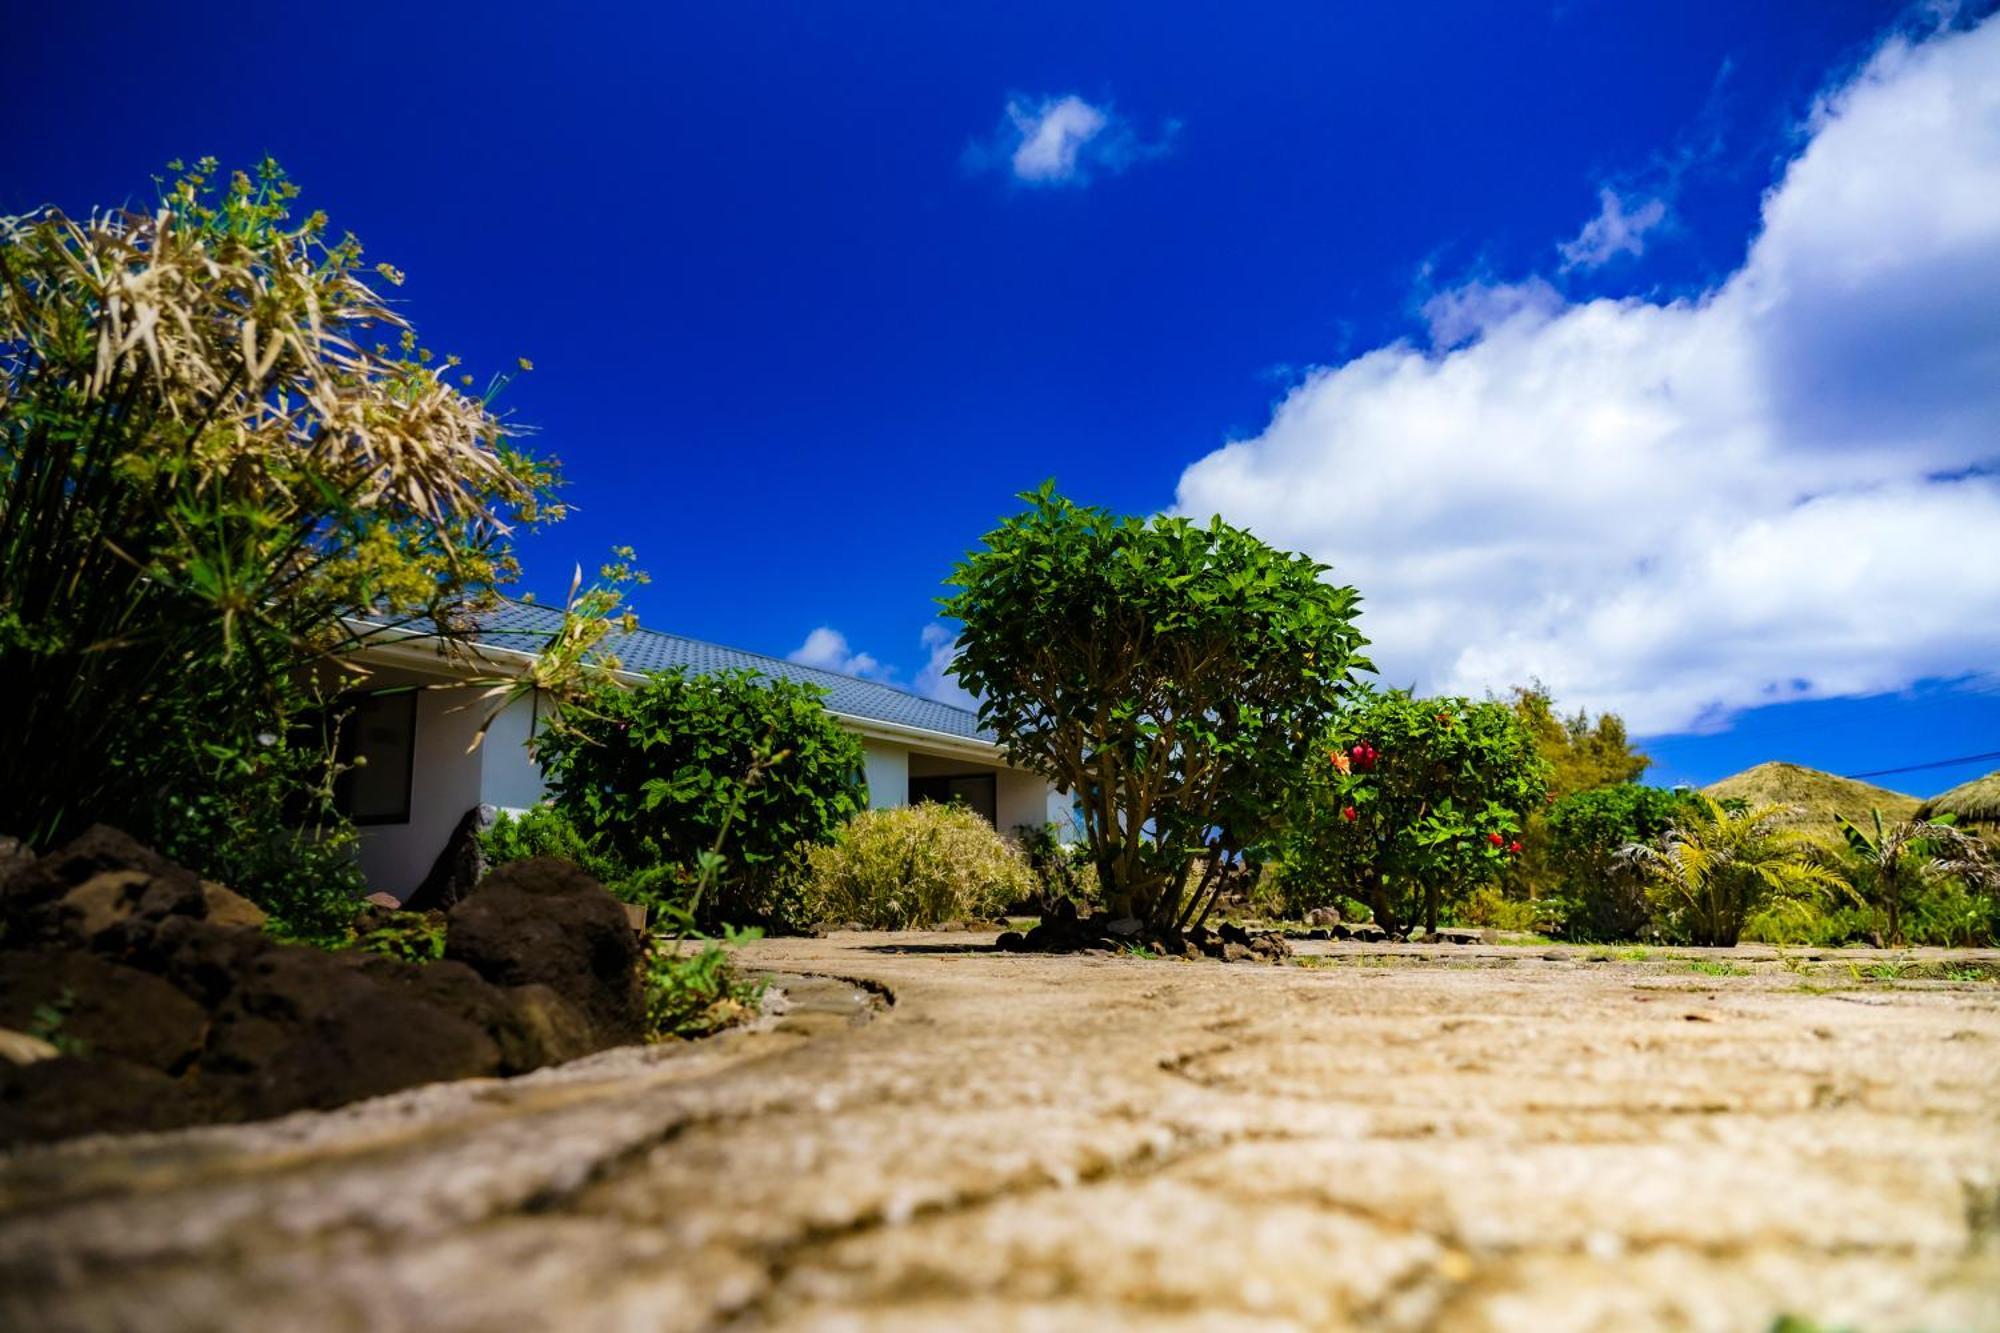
[[1277, 691, 1549, 934]]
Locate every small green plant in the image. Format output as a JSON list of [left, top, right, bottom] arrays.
[[28, 988, 88, 1057], [349, 912, 449, 964], [1944, 965, 1989, 983], [1122, 942, 1160, 960], [1846, 961, 1909, 983], [1615, 946, 1653, 961], [1686, 959, 1745, 977], [805, 803, 1038, 929], [642, 925, 766, 1039]]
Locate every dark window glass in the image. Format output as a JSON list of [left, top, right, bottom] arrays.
[[907, 773, 996, 825], [334, 691, 417, 825]]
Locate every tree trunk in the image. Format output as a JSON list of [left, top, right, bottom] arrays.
[[1365, 866, 1400, 937]]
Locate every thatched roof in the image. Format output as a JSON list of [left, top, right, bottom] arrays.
[[1916, 769, 2000, 826], [1703, 761, 1920, 837]]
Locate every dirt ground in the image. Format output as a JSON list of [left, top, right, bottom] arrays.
[[2, 934, 1997, 1332]]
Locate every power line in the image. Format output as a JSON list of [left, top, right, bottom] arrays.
[[1842, 750, 2000, 781]]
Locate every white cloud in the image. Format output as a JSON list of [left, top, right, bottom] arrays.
[[1419, 276, 1563, 349], [965, 93, 1176, 187], [915, 623, 978, 708], [787, 623, 980, 709], [1559, 187, 1670, 269], [787, 626, 881, 678], [1174, 15, 2000, 736]]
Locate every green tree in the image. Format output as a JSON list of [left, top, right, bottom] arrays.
[[1510, 685, 1650, 796], [1546, 783, 1693, 940], [534, 668, 866, 926], [1836, 809, 1994, 946], [0, 159, 561, 928], [1279, 691, 1550, 935], [943, 485, 1371, 935], [1501, 686, 1651, 905], [1625, 795, 1848, 947]]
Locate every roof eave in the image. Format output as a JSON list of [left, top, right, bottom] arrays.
[[339, 620, 1011, 763]]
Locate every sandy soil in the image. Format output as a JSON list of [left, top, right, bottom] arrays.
[[1, 935, 1996, 1332]]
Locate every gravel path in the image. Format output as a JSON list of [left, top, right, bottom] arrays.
[[2, 936, 1997, 1332]]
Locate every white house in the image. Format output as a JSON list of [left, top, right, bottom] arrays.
[[335, 601, 1070, 899]]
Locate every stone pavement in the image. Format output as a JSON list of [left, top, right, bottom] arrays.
[[2, 936, 1996, 1332]]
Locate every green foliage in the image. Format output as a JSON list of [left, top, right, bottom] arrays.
[[535, 668, 866, 927], [642, 927, 766, 1039], [944, 484, 1371, 932], [0, 158, 561, 932], [804, 803, 1038, 929], [481, 804, 683, 920], [348, 911, 448, 964], [482, 804, 622, 883], [1545, 784, 1694, 941], [28, 988, 88, 1057], [1834, 809, 1994, 946], [1278, 691, 1550, 934], [1499, 686, 1652, 910], [1510, 685, 1650, 797], [1454, 884, 1549, 934], [1014, 821, 1098, 911], [1626, 795, 1850, 947]]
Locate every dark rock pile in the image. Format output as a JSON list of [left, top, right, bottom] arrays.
[[0, 831, 642, 1147], [996, 898, 1291, 963]]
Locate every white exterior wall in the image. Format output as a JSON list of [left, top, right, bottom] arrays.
[[478, 692, 548, 813], [353, 678, 489, 896], [861, 740, 910, 812], [996, 767, 1058, 837], [350, 665, 1070, 896]]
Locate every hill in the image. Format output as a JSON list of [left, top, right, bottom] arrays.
[[1917, 769, 2000, 831], [1703, 761, 1919, 837]]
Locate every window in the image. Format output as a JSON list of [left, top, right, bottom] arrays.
[[907, 773, 997, 825], [334, 690, 417, 825]]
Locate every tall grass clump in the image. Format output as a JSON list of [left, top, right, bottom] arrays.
[[805, 803, 1037, 929]]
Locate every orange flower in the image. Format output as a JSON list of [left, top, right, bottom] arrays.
[[1328, 748, 1351, 775]]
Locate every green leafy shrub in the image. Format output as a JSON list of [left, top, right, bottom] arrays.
[[1454, 884, 1550, 934], [1545, 784, 1694, 942], [481, 803, 685, 922], [944, 484, 1371, 935], [1834, 810, 1994, 945], [483, 804, 621, 881], [804, 803, 1038, 929], [535, 668, 865, 927]]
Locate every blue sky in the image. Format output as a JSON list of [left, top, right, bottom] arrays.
[[8, 2, 1998, 795]]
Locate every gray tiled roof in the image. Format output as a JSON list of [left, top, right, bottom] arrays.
[[364, 601, 992, 743]]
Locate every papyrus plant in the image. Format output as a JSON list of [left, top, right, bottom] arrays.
[[0, 158, 560, 858]]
